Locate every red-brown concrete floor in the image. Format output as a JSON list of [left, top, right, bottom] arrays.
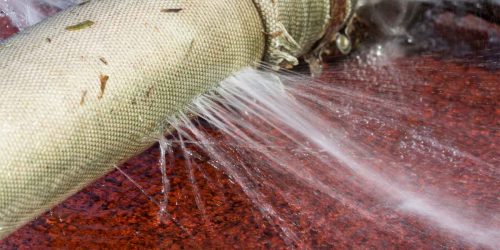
[[1, 8, 499, 250]]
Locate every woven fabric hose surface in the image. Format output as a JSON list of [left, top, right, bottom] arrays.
[[0, 0, 353, 239]]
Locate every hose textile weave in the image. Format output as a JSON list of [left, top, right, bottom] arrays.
[[0, 0, 350, 238]]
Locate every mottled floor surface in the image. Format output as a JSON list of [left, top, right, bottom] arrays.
[[1, 9, 499, 250]]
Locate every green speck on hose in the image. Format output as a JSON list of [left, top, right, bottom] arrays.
[[66, 20, 95, 31], [161, 8, 183, 13], [78, 0, 91, 6]]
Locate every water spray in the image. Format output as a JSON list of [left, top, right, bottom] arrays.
[[0, 0, 356, 240], [0, 0, 498, 248]]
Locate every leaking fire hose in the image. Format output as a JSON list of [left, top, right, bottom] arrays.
[[0, 0, 355, 238]]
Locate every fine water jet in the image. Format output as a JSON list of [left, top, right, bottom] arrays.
[[0, 0, 498, 248]]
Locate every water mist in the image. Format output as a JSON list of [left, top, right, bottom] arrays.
[[0, 0, 498, 248]]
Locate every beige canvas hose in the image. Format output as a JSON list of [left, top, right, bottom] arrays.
[[0, 0, 354, 239]]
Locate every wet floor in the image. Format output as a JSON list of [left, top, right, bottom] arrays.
[[1, 9, 499, 250]]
